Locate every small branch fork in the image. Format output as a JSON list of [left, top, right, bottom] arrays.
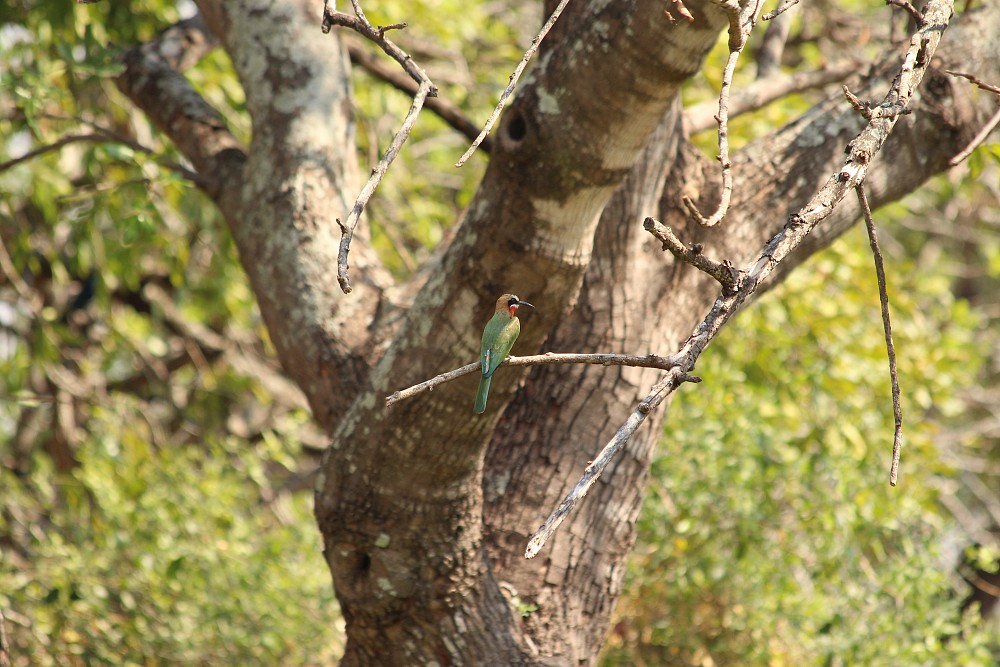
[[321, 2, 438, 294], [525, 0, 955, 558], [682, 0, 766, 227], [454, 0, 573, 168]]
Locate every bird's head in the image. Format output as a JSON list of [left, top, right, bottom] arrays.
[[496, 293, 534, 317]]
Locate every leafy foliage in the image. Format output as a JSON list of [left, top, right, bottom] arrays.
[[604, 203, 1000, 665]]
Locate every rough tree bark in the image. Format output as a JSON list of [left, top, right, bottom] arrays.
[[115, 0, 1000, 664]]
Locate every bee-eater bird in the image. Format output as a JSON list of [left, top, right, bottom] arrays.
[[474, 293, 534, 414]]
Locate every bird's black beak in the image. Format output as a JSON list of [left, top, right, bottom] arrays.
[[515, 299, 534, 309]]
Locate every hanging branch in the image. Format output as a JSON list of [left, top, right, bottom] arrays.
[[856, 185, 904, 486], [322, 2, 438, 293], [525, 0, 955, 558], [682, 0, 766, 227], [454, 0, 573, 167]]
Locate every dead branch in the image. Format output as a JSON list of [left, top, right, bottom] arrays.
[[856, 185, 903, 486], [945, 70, 1000, 165], [454, 0, 573, 167], [526, 0, 955, 558], [345, 40, 488, 150], [322, 3, 437, 294], [682, 0, 767, 227]]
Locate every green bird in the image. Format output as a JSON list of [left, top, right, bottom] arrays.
[[474, 293, 534, 414]]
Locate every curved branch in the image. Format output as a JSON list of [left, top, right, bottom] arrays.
[[322, 5, 437, 293], [682, 0, 766, 227]]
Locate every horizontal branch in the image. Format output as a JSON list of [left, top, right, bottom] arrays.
[[385, 352, 684, 408], [683, 60, 860, 134], [0, 130, 202, 184]]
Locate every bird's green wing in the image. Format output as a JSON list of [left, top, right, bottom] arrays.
[[480, 315, 520, 378]]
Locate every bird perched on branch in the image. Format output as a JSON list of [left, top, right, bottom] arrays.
[[475, 293, 533, 414]]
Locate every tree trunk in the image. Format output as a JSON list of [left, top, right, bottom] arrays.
[[116, 0, 1000, 663]]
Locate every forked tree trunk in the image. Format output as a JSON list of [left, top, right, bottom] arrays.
[[120, 1, 1000, 663]]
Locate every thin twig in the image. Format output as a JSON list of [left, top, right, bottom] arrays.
[[945, 70, 1000, 95], [843, 84, 912, 121], [949, 106, 1000, 165], [322, 4, 437, 293], [856, 185, 903, 486], [885, 0, 925, 24], [944, 71, 1000, 165], [0, 130, 199, 183], [385, 352, 684, 408], [642, 218, 740, 292], [526, 0, 954, 557], [454, 0, 573, 167], [682, 0, 766, 227], [762, 0, 801, 21], [336, 79, 433, 293]]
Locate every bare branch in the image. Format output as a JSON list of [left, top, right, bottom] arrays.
[[946, 69, 1000, 95], [944, 71, 1000, 164], [642, 218, 740, 292], [856, 185, 903, 486], [454, 0, 573, 167], [950, 106, 1000, 165], [385, 352, 684, 408], [524, 368, 700, 559], [322, 4, 437, 293], [885, 0, 925, 25], [346, 40, 488, 150], [0, 130, 202, 183], [762, 0, 801, 21], [526, 0, 955, 557], [682, 0, 767, 227], [684, 60, 860, 133]]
